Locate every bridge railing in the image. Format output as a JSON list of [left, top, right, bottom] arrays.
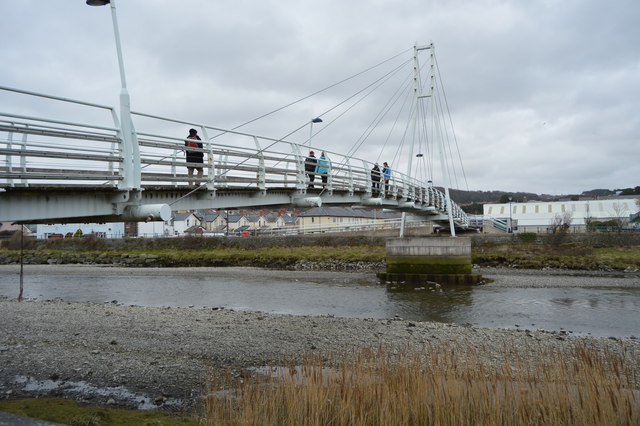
[[255, 217, 432, 236], [0, 86, 124, 188], [131, 110, 434, 204], [0, 85, 469, 227]]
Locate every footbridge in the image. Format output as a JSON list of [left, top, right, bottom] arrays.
[[1, 45, 472, 234]]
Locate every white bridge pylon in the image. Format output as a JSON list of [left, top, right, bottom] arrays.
[[0, 85, 470, 230]]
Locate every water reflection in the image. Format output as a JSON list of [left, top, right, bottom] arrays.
[[0, 267, 638, 338], [385, 285, 474, 324]]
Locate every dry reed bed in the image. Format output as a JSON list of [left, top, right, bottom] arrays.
[[204, 343, 639, 425]]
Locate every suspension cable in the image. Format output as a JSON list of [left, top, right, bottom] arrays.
[[248, 58, 412, 182], [344, 68, 414, 159], [373, 82, 414, 165], [434, 51, 469, 191], [208, 48, 413, 140], [308, 58, 412, 143]]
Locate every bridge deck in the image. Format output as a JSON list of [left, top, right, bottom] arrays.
[[1, 85, 470, 229]]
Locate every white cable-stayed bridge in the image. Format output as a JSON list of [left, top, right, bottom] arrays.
[[1, 44, 474, 235]]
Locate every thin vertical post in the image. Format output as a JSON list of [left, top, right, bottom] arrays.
[[6, 131, 13, 187], [18, 226, 24, 302]]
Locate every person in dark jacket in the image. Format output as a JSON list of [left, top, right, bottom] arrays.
[[305, 150, 317, 188], [185, 128, 203, 185], [371, 163, 381, 195]]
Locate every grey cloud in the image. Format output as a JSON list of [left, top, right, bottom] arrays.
[[2, 0, 639, 194]]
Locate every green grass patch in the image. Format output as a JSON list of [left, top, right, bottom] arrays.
[[148, 246, 386, 267], [0, 398, 198, 426], [472, 242, 640, 270], [593, 246, 640, 269], [3, 240, 639, 271]]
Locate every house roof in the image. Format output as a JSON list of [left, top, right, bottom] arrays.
[[0, 222, 26, 232], [263, 212, 279, 222], [244, 212, 261, 222], [201, 211, 220, 222], [172, 212, 195, 222], [298, 207, 400, 219], [227, 213, 242, 223], [281, 213, 298, 224], [184, 225, 205, 233]]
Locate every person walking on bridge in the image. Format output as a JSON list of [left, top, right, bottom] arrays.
[[382, 162, 391, 195], [315, 152, 331, 187], [185, 128, 204, 185], [305, 150, 317, 188], [371, 163, 381, 195]]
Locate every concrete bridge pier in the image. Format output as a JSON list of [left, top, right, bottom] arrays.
[[377, 237, 482, 285]]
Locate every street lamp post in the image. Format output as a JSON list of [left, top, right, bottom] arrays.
[[86, 0, 140, 189], [308, 117, 322, 147]]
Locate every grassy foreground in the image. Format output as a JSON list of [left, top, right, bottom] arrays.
[[3, 342, 637, 425], [208, 342, 639, 425], [0, 398, 197, 425]]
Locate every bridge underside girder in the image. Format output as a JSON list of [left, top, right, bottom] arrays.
[[1, 186, 464, 228]]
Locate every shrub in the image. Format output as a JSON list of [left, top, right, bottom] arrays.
[[516, 232, 537, 243]]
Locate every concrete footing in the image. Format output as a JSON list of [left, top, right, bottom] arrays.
[[377, 236, 482, 285]]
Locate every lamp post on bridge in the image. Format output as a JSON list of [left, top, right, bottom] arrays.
[[86, 0, 140, 190], [308, 117, 322, 147]]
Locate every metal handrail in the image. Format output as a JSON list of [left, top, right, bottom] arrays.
[[0, 85, 470, 227]]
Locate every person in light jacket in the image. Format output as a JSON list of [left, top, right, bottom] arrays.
[[315, 152, 331, 186], [382, 162, 391, 194]]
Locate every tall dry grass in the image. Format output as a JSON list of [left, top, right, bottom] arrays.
[[203, 343, 639, 425]]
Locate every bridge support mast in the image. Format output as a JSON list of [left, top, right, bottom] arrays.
[[428, 44, 456, 236], [88, 0, 141, 190]]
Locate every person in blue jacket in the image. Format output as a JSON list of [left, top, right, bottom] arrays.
[[315, 152, 331, 186], [382, 161, 391, 194]]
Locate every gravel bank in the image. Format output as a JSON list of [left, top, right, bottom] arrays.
[[1, 266, 639, 412]]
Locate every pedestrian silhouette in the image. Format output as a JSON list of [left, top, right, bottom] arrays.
[[185, 128, 203, 185]]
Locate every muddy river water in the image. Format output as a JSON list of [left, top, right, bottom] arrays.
[[1, 265, 639, 338]]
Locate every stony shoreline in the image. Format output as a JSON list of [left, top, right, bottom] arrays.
[[1, 266, 639, 413]]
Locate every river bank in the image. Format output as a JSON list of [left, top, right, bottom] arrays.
[[1, 266, 639, 414], [2, 233, 640, 271]]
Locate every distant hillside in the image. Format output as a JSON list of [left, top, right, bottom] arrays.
[[581, 189, 615, 197], [447, 186, 639, 205], [446, 189, 541, 204]]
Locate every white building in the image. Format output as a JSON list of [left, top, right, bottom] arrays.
[[36, 223, 124, 239], [483, 198, 640, 233], [137, 219, 172, 238]]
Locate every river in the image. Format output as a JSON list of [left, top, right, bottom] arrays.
[[1, 265, 638, 338]]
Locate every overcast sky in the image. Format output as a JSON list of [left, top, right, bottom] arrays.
[[2, 0, 638, 195]]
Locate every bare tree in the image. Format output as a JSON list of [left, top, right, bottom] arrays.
[[547, 212, 573, 246], [610, 202, 629, 233], [549, 212, 573, 234], [584, 202, 595, 232]]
